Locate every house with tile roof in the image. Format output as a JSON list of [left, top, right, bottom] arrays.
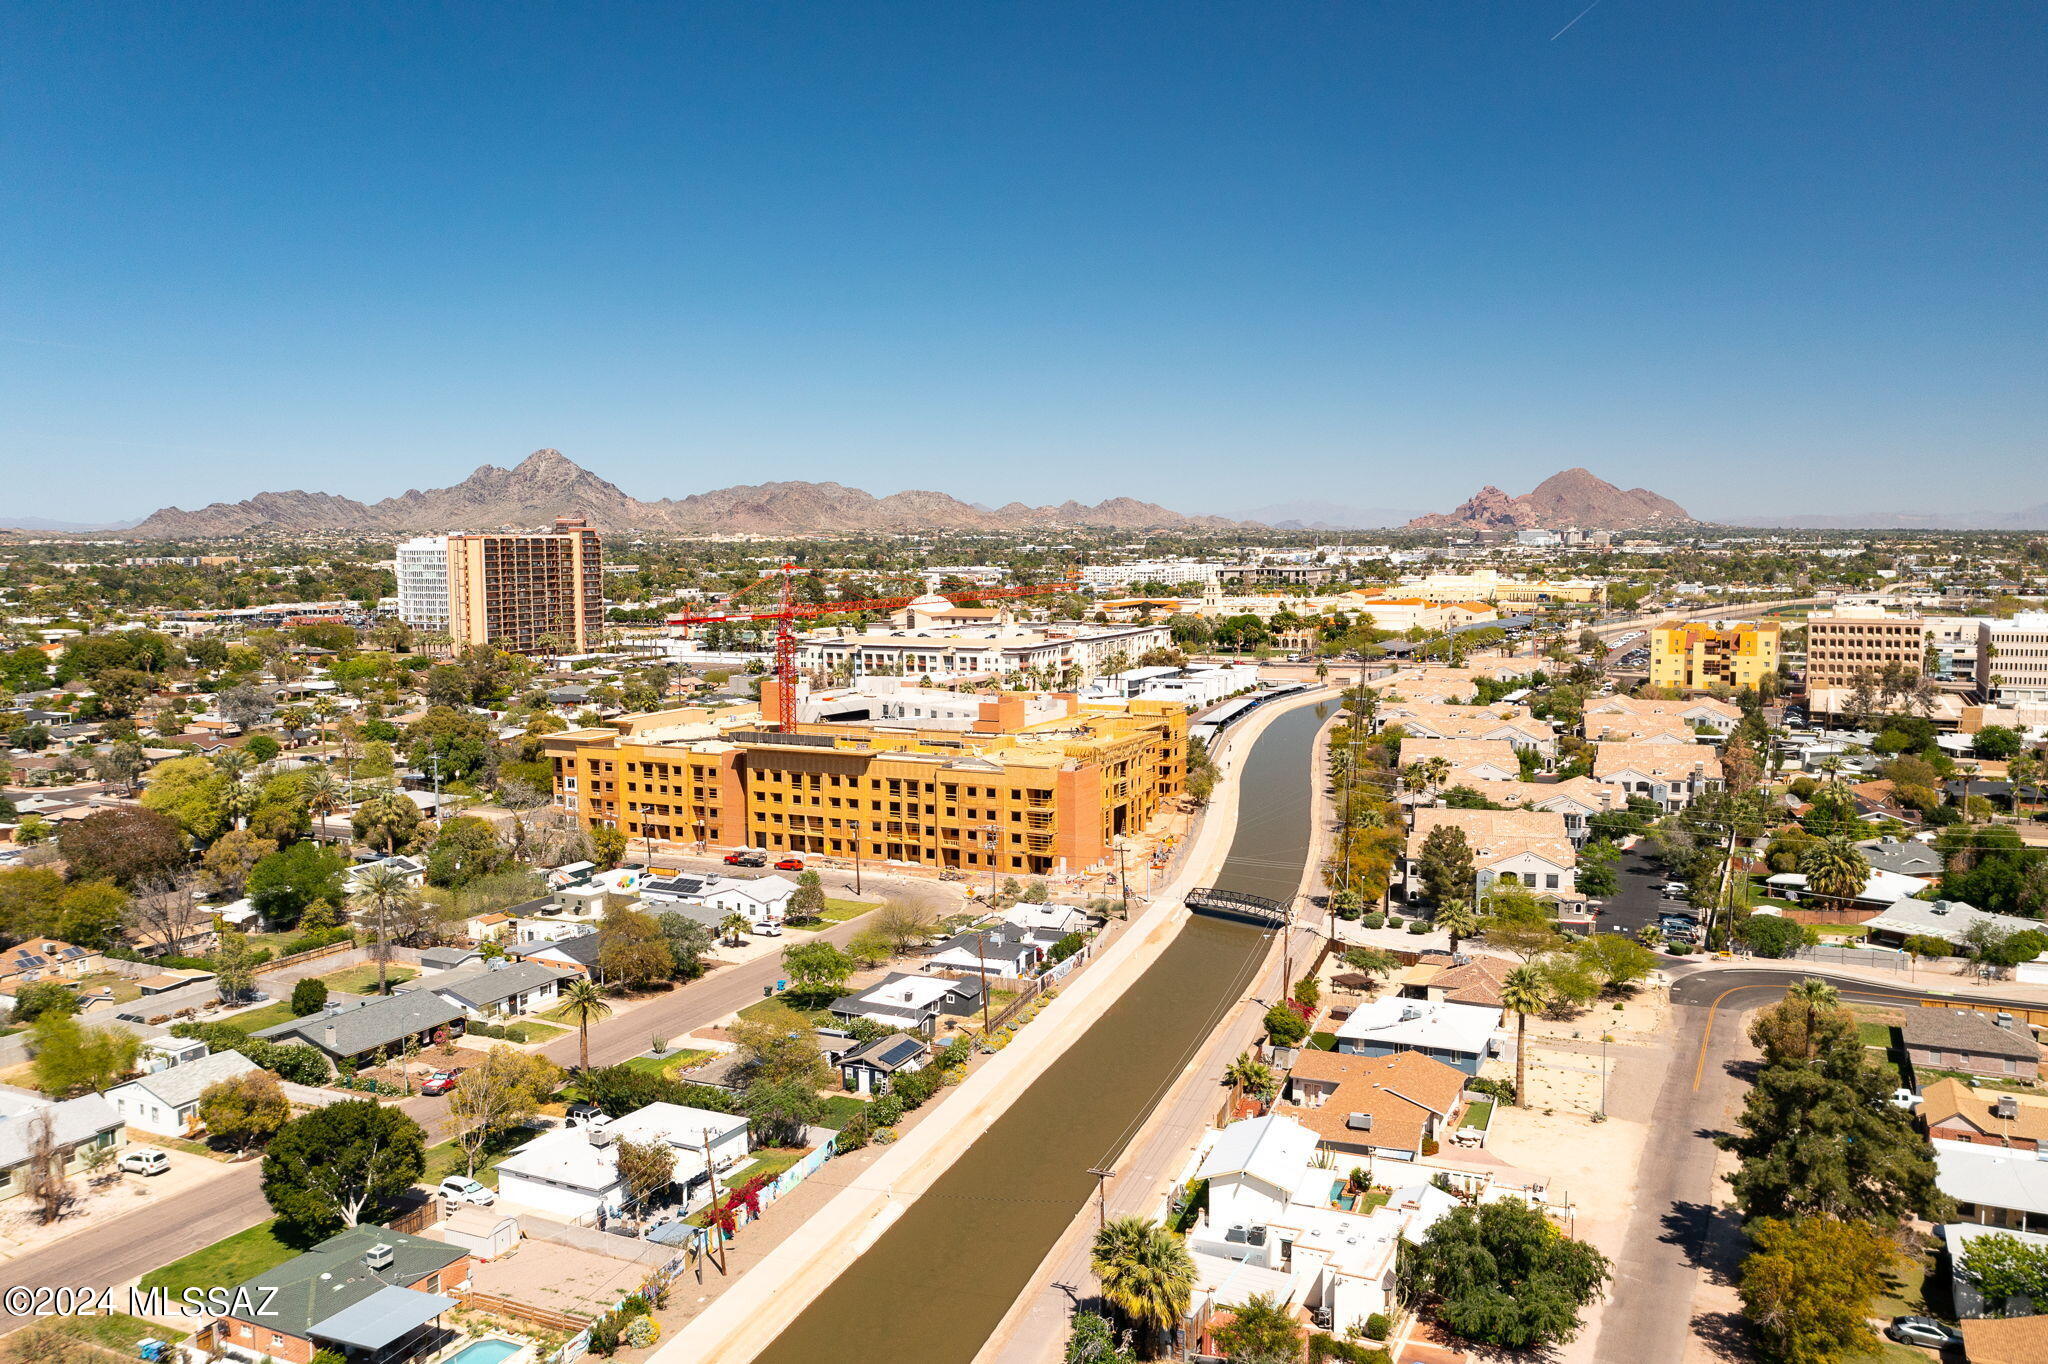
[[1592, 742, 1724, 812], [1450, 776, 1621, 844], [1403, 808, 1577, 904], [1377, 702, 1557, 760], [1277, 1050, 1467, 1159], [1397, 738, 1522, 786], [1582, 693, 1741, 733], [1398, 953, 1515, 1010], [1921, 1078, 2048, 1152]]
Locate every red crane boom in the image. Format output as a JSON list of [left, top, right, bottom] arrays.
[[666, 565, 1076, 731]]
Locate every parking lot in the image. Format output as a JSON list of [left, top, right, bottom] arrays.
[[1590, 845, 1695, 940]]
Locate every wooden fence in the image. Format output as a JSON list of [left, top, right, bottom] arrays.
[[459, 1291, 591, 1332]]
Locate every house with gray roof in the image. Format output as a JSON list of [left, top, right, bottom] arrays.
[[0, 1091, 123, 1201], [253, 993, 466, 1062], [106, 1047, 262, 1138], [837, 1034, 931, 1096], [420, 959, 571, 1019], [1904, 1007, 2043, 1081], [1858, 837, 1946, 879], [508, 930, 604, 978], [212, 1225, 469, 1364]]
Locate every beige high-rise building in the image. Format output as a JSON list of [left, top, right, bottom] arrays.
[[1804, 606, 1927, 691], [446, 517, 604, 653]]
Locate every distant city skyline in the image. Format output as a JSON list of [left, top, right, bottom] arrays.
[[3, 3, 2042, 523]]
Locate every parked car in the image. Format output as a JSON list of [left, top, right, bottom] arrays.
[[758, 922, 784, 936], [724, 850, 767, 867], [1886, 1317, 1962, 1349], [565, 1100, 612, 1127], [118, 1150, 170, 1176], [774, 857, 806, 871], [1661, 882, 1689, 899], [437, 1175, 495, 1206], [420, 1070, 460, 1096], [1890, 1087, 1919, 1110]]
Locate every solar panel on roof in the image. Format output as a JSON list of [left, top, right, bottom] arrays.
[[14, 955, 46, 968]]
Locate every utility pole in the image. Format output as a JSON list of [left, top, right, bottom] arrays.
[[975, 929, 992, 1035], [1116, 841, 1130, 921], [850, 818, 863, 896], [984, 826, 1000, 904], [1087, 1165, 1116, 1233], [701, 1132, 727, 1274]]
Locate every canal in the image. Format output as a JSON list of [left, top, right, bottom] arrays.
[[755, 699, 1329, 1364]]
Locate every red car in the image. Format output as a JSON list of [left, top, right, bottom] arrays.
[[420, 1070, 459, 1096], [774, 857, 806, 871], [724, 850, 767, 867]]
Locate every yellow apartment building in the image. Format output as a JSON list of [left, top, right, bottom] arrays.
[[1648, 620, 1782, 692], [447, 517, 604, 653], [541, 691, 1187, 876]]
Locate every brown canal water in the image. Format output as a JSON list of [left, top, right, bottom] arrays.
[[754, 699, 1328, 1364]]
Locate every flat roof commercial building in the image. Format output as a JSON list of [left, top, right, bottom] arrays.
[[1648, 620, 1781, 693], [1804, 605, 1927, 692]]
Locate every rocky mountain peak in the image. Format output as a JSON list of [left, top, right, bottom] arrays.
[[1407, 469, 1693, 531]]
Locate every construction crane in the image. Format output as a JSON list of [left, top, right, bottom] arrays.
[[666, 565, 1078, 732]]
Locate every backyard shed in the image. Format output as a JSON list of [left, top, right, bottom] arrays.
[[439, 1207, 520, 1260]]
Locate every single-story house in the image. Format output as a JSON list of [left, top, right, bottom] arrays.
[[421, 960, 571, 1020], [463, 912, 517, 943], [0, 1091, 123, 1201], [0, 937, 103, 987], [1860, 837, 1945, 879], [639, 872, 796, 928], [508, 929, 603, 979], [1861, 897, 2032, 951], [1903, 1008, 2043, 1081], [1276, 1049, 1467, 1160], [207, 1226, 469, 1364], [253, 993, 467, 1063], [1331, 998, 1500, 1077], [1944, 1222, 2048, 1320], [1763, 866, 1932, 913], [1939, 1144, 2048, 1232], [417, 946, 483, 973], [495, 1102, 750, 1221], [106, 1048, 262, 1138], [1922, 1079, 2048, 1152], [837, 1034, 931, 1097], [919, 926, 1053, 980], [1001, 903, 1092, 937], [830, 973, 987, 1036], [344, 855, 427, 894]]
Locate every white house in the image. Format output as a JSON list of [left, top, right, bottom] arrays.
[[1001, 903, 1092, 937], [494, 1103, 751, 1222], [0, 1090, 124, 1200], [1332, 998, 1501, 1077], [637, 873, 796, 929], [919, 926, 1058, 980], [421, 960, 572, 1020], [829, 973, 986, 1036], [107, 1048, 262, 1138]]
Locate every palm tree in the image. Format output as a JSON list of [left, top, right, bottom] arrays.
[[1433, 900, 1479, 954], [1785, 976, 1839, 1042], [306, 770, 343, 844], [349, 864, 420, 997], [1090, 1216, 1194, 1352], [718, 911, 751, 947], [1798, 838, 1871, 913], [558, 979, 612, 1072], [1501, 964, 1547, 1108], [1223, 1051, 1278, 1108]]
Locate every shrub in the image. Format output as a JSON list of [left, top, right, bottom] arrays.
[[1365, 1312, 1391, 1340], [870, 1093, 905, 1126], [1406, 920, 1428, 934], [1388, 916, 1404, 928], [1264, 1001, 1311, 1047], [1308, 1335, 1391, 1364], [1362, 912, 1386, 930]]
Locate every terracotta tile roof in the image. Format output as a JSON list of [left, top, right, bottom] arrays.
[[1920, 1077, 2048, 1144], [1277, 1050, 1467, 1154], [1408, 807, 1576, 870], [1592, 742, 1724, 782], [1427, 955, 1515, 1008], [1962, 1316, 2048, 1364]]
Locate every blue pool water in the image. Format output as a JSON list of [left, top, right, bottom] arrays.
[[443, 1340, 522, 1364]]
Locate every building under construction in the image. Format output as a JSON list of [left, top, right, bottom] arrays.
[[541, 679, 1187, 876]]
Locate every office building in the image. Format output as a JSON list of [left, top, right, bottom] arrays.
[[1804, 605, 1927, 691], [1983, 613, 2048, 704], [445, 518, 604, 653]]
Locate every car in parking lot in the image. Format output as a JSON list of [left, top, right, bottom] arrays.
[[118, 1150, 170, 1176], [1661, 882, 1689, 899], [1885, 1317, 1962, 1349]]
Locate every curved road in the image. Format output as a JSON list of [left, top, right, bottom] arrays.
[[1597, 964, 2042, 1362]]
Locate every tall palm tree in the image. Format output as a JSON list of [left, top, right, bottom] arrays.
[[1090, 1216, 1194, 1352], [1501, 965, 1548, 1108], [306, 770, 343, 844], [349, 864, 420, 996], [1799, 838, 1871, 913], [1785, 977, 1839, 1043], [1433, 900, 1480, 954], [559, 978, 612, 1072]]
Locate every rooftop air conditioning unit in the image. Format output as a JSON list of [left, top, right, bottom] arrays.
[[1346, 1113, 1375, 1131], [362, 1244, 395, 1271], [1996, 1096, 2021, 1120], [588, 1127, 615, 1148]]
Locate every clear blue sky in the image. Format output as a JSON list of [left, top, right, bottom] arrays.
[[3, 1, 2042, 523]]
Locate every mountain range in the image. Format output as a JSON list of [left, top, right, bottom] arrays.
[[1405, 469, 1694, 531], [120, 450, 1241, 538], [1721, 506, 2048, 530]]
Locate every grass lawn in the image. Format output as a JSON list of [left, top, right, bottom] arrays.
[[816, 1094, 871, 1129], [420, 1126, 532, 1189], [320, 963, 417, 995], [140, 1220, 296, 1296], [1813, 923, 1870, 939], [1858, 1022, 1900, 1050], [737, 996, 834, 1029], [1915, 1065, 2043, 1095], [818, 898, 879, 923], [726, 1145, 808, 1185], [1460, 1099, 1494, 1130], [222, 999, 303, 1033], [623, 1049, 712, 1077], [54, 1311, 179, 1350], [492, 1019, 566, 1042]]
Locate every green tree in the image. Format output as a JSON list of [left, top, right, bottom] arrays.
[[1572, 933, 1656, 992], [1974, 725, 2024, 760], [10, 981, 79, 1024], [590, 824, 629, 869], [351, 791, 422, 854], [139, 755, 231, 841], [654, 911, 713, 980], [1263, 1001, 1310, 1047], [1737, 914, 1820, 959], [56, 807, 186, 888], [597, 907, 675, 987], [261, 1100, 427, 1246], [1797, 839, 1870, 912], [248, 842, 347, 930], [350, 862, 421, 995], [1501, 965, 1546, 1108], [1212, 1293, 1303, 1361], [1416, 824, 1476, 908], [1063, 1311, 1136, 1364], [557, 979, 612, 1071], [1399, 1198, 1610, 1348], [1959, 1231, 2048, 1312], [1748, 980, 1856, 1067], [1738, 1216, 1894, 1364], [198, 1071, 291, 1150], [780, 940, 855, 1002], [730, 1015, 830, 1089], [741, 1078, 826, 1146], [444, 1046, 565, 1175], [1224, 1050, 1279, 1104], [29, 1013, 141, 1096], [1090, 1216, 1195, 1350], [788, 869, 828, 921], [425, 816, 507, 888], [291, 976, 330, 1018], [1432, 901, 1479, 954]]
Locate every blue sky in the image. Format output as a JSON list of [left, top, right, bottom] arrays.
[[2, 2, 2042, 522]]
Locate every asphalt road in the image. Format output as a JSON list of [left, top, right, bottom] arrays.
[[0, 879, 943, 1326], [1595, 966, 2042, 1362], [1594, 845, 1685, 939]]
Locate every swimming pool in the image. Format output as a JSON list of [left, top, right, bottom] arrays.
[[441, 1339, 524, 1364]]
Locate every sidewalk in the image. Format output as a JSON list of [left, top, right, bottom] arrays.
[[647, 686, 1335, 1364], [1673, 953, 2048, 1002]]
